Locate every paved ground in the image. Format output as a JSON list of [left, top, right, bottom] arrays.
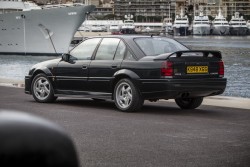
[[0, 86, 250, 167]]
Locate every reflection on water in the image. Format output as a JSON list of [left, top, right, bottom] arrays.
[[0, 55, 58, 81], [0, 36, 249, 98]]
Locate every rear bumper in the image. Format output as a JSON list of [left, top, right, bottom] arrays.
[[25, 75, 32, 94], [140, 78, 227, 99]]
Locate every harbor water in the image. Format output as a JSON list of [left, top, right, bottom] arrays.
[[0, 36, 249, 98]]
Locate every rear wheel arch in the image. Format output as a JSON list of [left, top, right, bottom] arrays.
[[112, 74, 130, 100], [113, 69, 140, 80], [113, 78, 144, 112], [112, 69, 141, 99]]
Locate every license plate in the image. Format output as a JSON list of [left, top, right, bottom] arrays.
[[187, 66, 208, 74]]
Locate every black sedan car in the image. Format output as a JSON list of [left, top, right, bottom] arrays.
[[25, 35, 227, 112]]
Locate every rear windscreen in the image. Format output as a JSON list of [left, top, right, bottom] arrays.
[[134, 37, 188, 56]]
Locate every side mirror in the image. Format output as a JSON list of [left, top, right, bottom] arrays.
[[62, 53, 71, 62], [0, 111, 79, 167]]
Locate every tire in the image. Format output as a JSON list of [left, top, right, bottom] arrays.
[[114, 79, 144, 112], [175, 97, 203, 109], [31, 73, 57, 103]]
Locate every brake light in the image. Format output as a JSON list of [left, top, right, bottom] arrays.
[[161, 61, 173, 77], [218, 61, 224, 77]]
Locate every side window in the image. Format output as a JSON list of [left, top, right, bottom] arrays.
[[70, 38, 101, 60], [95, 38, 120, 60], [114, 41, 126, 60], [124, 50, 135, 61]]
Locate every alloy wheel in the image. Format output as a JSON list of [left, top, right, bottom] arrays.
[[33, 76, 51, 101], [115, 82, 133, 109]]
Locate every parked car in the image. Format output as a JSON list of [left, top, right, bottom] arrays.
[[25, 35, 227, 112]]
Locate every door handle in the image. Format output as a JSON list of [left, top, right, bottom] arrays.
[[82, 66, 88, 69], [111, 65, 117, 69]]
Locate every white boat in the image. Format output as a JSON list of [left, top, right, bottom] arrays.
[[211, 8, 229, 35], [90, 25, 103, 32], [109, 24, 121, 34], [78, 25, 91, 32], [163, 18, 173, 35], [165, 22, 173, 34], [247, 20, 250, 35], [193, 11, 211, 35], [0, 0, 95, 55], [79, 20, 123, 33], [173, 8, 189, 36], [229, 12, 248, 36], [121, 15, 135, 34]]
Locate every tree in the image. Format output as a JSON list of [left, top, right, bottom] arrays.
[[208, 15, 214, 21]]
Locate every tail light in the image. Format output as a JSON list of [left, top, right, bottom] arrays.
[[218, 61, 224, 77], [161, 61, 173, 77]]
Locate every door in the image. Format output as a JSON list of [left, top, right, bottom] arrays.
[[55, 38, 101, 93], [88, 38, 126, 93]]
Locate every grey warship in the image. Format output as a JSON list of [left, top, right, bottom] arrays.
[[0, 0, 95, 55]]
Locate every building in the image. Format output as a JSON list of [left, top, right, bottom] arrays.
[[113, 0, 175, 22], [85, 0, 99, 6], [177, 0, 250, 20], [92, 6, 113, 19], [222, 0, 250, 19], [32, 0, 69, 5], [30, 0, 250, 21]]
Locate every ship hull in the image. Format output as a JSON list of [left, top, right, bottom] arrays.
[[173, 26, 189, 36], [229, 27, 248, 36], [212, 26, 229, 35], [193, 26, 210, 35], [0, 5, 95, 55], [110, 28, 120, 34]]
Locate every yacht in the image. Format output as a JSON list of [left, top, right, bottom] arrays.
[[211, 8, 229, 35], [165, 22, 173, 35], [193, 11, 211, 35], [109, 24, 121, 34], [247, 20, 250, 35], [173, 8, 189, 36], [229, 12, 248, 36], [163, 17, 173, 35], [121, 15, 135, 34], [0, 0, 95, 55]]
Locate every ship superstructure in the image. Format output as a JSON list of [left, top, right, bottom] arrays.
[[121, 14, 135, 34]]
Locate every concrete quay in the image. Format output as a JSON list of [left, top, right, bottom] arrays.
[[0, 85, 250, 166], [74, 31, 110, 37], [1, 81, 249, 110]]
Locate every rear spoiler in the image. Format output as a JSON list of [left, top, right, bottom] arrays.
[[167, 50, 222, 59], [154, 50, 222, 60]]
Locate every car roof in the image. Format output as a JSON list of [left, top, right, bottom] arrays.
[[81, 35, 178, 59], [86, 35, 170, 40]]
